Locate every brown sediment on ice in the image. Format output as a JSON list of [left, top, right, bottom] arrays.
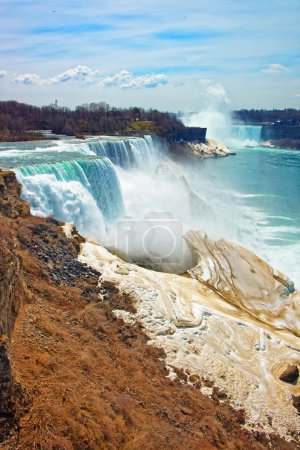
[[79, 230, 300, 443]]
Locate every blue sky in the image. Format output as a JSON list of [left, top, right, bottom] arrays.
[[0, 0, 299, 110]]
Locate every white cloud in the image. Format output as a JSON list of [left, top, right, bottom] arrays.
[[0, 70, 7, 78], [294, 93, 300, 98], [262, 63, 289, 75], [98, 70, 167, 89], [12, 65, 101, 86], [50, 65, 101, 83], [10, 66, 167, 90], [12, 73, 44, 85]]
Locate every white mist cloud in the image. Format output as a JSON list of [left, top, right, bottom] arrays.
[[183, 79, 231, 142], [198, 79, 230, 104], [262, 63, 289, 75], [294, 93, 300, 98], [98, 70, 167, 89], [0, 70, 7, 78]]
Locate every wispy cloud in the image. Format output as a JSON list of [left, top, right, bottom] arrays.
[[31, 23, 112, 35], [0, 70, 6, 78], [261, 63, 289, 75], [12, 72, 43, 85], [294, 93, 300, 98], [10, 66, 167, 89], [154, 30, 225, 41], [98, 70, 167, 89]]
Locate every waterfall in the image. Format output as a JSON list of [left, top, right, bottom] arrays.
[[86, 135, 157, 168], [230, 125, 262, 145], [14, 157, 124, 241], [5, 135, 158, 244]]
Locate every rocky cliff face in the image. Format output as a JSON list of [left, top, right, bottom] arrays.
[[0, 171, 30, 219], [0, 226, 21, 419], [0, 172, 29, 422], [0, 171, 299, 449]]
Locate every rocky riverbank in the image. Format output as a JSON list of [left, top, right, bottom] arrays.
[[264, 139, 300, 150], [0, 171, 299, 449]]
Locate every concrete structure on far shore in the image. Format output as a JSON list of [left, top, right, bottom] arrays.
[[170, 127, 207, 143]]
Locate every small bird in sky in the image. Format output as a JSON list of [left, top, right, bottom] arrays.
[[52, 10, 56, 13]]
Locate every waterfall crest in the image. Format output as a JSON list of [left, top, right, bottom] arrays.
[[87, 135, 157, 168]]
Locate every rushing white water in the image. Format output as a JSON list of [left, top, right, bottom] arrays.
[[14, 157, 124, 242], [0, 140, 95, 169], [87, 135, 157, 168], [230, 125, 262, 147], [16, 157, 124, 220], [0, 135, 157, 170], [0, 135, 164, 247], [0, 132, 299, 284]]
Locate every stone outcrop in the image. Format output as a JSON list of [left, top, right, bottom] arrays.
[[0, 172, 28, 424], [170, 139, 231, 160], [0, 171, 30, 218]]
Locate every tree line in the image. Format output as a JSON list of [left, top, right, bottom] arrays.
[[232, 108, 300, 125], [0, 101, 184, 140]]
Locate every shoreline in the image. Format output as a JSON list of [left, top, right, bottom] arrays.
[[266, 139, 300, 151], [0, 134, 58, 143]]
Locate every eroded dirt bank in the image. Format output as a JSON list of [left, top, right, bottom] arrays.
[[0, 171, 298, 449]]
